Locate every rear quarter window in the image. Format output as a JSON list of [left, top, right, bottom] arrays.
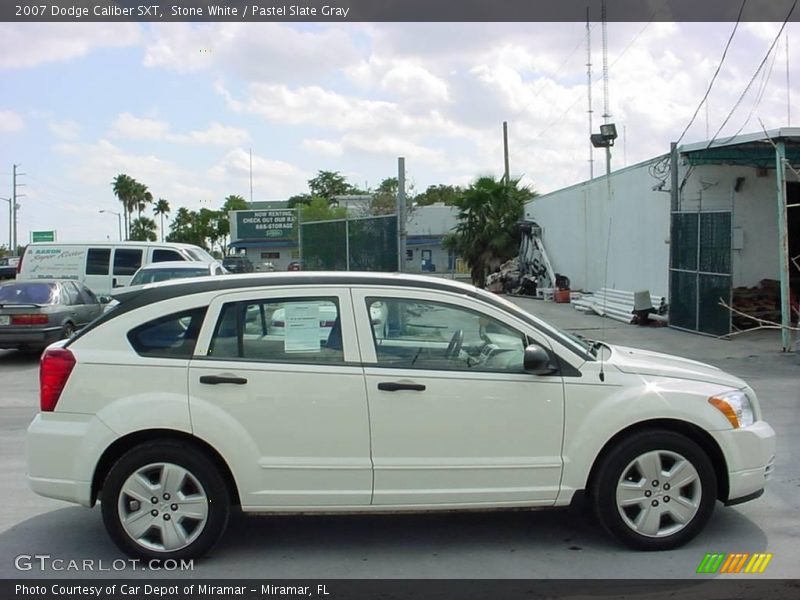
[[127, 307, 207, 358]]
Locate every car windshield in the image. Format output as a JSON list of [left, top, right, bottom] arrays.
[[481, 290, 595, 359], [186, 247, 216, 262], [0, 282, 58, 304], [130, 267, 209, 286]]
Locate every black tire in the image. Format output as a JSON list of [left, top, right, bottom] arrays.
[[590, 430, 717, 551], [101, 440, 230, 560]]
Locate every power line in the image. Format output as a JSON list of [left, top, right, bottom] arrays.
[[673, 0, 747, 149], [678, 0, 797, 190]]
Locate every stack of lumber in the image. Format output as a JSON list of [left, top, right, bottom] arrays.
[[573, 289, 666, 324]]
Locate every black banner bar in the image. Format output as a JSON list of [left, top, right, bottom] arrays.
[[3, 0, 800, 23], [4, 579, 800, 600]]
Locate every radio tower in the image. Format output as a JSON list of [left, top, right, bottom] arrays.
[[601, 0, 610, 127], [586, 8, 594, 179]]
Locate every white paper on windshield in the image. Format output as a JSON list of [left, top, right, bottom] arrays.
[[284, 303, 321, 353]]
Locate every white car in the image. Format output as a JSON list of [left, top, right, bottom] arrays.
[[26, 273, 775, 560]]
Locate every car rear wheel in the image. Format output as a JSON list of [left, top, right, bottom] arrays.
[[101, 441, 230, 560], [591, 430, 717, 550]]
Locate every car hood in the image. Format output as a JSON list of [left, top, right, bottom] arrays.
[[607, 344, 746, 389]]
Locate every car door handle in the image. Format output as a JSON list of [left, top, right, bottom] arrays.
[[199, 375, 248, 385], [377, 382, 426, 392]]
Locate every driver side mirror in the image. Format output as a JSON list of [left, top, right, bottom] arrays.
[[523, 344, 558, 375], [97, 295, 113, 304]]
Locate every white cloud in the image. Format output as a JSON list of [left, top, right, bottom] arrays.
[[109, 113, 249, 146], [0, 23, 140, 70], [0, 110, 24, 132], [302, 139, 344, 157], [143, 23, 360, 82], [347, 57, 450, 105], [109, 113, 172, 141], [206, 148, 310, 200], [49, 119, 80, 140]]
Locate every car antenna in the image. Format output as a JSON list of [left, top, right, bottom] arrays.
[[598, 182, 615, 383]]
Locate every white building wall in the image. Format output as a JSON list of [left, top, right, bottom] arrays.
[[678, 164, 779, 287], [525, 158, 672, 298]]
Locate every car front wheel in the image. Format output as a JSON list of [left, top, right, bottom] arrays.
[[101, 441, 230, 560], [591, 430, 717, 550]]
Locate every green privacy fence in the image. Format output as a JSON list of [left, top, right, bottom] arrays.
[[669, 211, 732, 336], [300, 214, 398, 272]]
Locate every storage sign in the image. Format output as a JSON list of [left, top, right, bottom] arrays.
[[234, 210, 295, 240]]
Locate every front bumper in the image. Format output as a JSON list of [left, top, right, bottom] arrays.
[[711, 420, 776, 503]]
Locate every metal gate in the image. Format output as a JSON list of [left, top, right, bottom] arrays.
[[300, 214, 398, 272], [669, 211, 732, 336]]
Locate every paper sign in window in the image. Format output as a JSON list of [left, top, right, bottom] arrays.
[[284, 303, 321, 352]]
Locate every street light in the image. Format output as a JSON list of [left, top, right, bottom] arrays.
[[99, 210, 123, 241], [590, 122, 618, 177]]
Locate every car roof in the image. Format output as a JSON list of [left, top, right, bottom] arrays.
[[95, 272, 479, 326], [1, 278, 67, 285], [137, 261, 217, 271]]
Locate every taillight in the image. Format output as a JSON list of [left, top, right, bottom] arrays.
[[40, 348, 76, 412], [12, 314, 49, 325]]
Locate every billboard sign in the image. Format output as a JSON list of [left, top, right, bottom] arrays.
[[233, 209, 295, 240]]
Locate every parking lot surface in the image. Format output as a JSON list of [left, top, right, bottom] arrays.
[[0, 296, 797, 579]]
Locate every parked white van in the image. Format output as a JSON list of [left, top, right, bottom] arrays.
[[18, 242, 215, 296]]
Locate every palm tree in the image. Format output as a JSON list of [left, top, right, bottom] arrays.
[[443, 176, 535, 288], [132, 182, 153, 218], [112, 174, 136, 239], [153, 198, 171, 242], [129, 216, 158, 242]]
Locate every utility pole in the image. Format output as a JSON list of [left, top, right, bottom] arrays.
[[397, 157, 406, 273], [502, 121, 510, 183], [12, 164, 26, 255]]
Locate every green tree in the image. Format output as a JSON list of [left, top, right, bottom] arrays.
[[166, 207, 207, 248], [218, 195, 249, 253], [308, 170, 359, 203], [153, 198, 171, 242], [413, 184, 463, 206], [300, 196, 348, 222], [443, 176, 535, 288], [129, 216, 158, 242], [112, 173, 136, 239]]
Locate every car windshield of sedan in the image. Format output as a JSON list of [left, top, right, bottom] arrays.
[[0, 282, 58, 304]]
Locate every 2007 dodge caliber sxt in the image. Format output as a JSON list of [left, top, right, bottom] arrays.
[[26, 273, 775, 559]]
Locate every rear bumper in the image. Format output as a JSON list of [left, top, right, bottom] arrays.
[[0, 326, 63, 348], [26, 412, 117, 507]]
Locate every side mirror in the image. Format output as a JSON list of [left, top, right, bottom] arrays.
[[523, 344, 557, 375], [98, 295, 113, 304]]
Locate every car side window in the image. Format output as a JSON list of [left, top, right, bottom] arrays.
[[152, 249, 184, 262], [63, 282, 84, 305], [79, 285, 100, 305], [366, 297, 527, 373], [113, 249, 143, 276], [208, 297, 345, 364], [86, 248, 110, 275], [128, 307, 207, 358]]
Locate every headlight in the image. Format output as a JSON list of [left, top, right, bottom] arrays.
[[709, 390, 755, 429]]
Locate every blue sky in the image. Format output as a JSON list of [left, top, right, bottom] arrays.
[[1, 21, 798, 244]]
